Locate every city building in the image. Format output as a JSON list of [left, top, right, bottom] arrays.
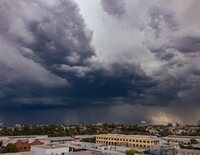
[[48, 137, 74, 144], [96, 134, 159, 149], [15, 139, 44, 151], [0, 135, 48, 146], [30, 144, 69, 155], [29, 139, 44, 146], [15, 140, 30, 151]]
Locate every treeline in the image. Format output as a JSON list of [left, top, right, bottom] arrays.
[[0, 125, 96, 137], [0, 124, 150, 137]]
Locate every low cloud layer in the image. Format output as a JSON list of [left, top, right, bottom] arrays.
[[0, 0, 200, 124]]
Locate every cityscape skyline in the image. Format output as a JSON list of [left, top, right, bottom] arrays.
[[0, 0, 200, 125]]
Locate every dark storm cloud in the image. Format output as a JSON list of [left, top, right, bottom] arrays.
[[147, 45, 200, 109], [152, 34, 200, 54], [0, 0, 94, 88], [1, 0, 200, 124], [65, 63, 155, 101], [170, 36, 200, 53], [0, 62, 155, 110], [156, 52, 175, 61], [0, 0, 97, 121], [101, 0, 126, 17]]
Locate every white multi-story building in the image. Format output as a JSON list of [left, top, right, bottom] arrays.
[[30, 144, 69, 155]]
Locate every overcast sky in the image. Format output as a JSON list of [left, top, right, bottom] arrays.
[[0, 0, 200, 125]]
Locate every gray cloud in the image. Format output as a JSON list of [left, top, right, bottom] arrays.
[[1, 0, 200, 124], [101, 0, 126, 17], [0, 37, 67, 87], [86, 0, 200, 115], [0, 0, 94, 88], [148, 6, 179, 38], [170, 36, 200, 53]]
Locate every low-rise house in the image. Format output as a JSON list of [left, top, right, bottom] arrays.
[[15, 140, 30, 151], [14, 139, 44, 151]]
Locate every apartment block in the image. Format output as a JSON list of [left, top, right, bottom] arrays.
[[96, 134, 159, 149]]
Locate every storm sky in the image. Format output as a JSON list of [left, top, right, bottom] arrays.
[[0, 0, 200, 125]]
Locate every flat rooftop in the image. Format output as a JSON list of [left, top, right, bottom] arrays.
[[32, 144, 68, 149], [97, 134, 158, 139]]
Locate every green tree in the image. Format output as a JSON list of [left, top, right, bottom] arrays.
[[126, 149, 143, 155], [159, 129, 173, 137], [80, 138, 96, 143], [2, 143, 19, 153], [190, 138, 198, 144]]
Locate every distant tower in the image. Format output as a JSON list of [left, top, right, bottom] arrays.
[[141, 121, 146, 125]]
